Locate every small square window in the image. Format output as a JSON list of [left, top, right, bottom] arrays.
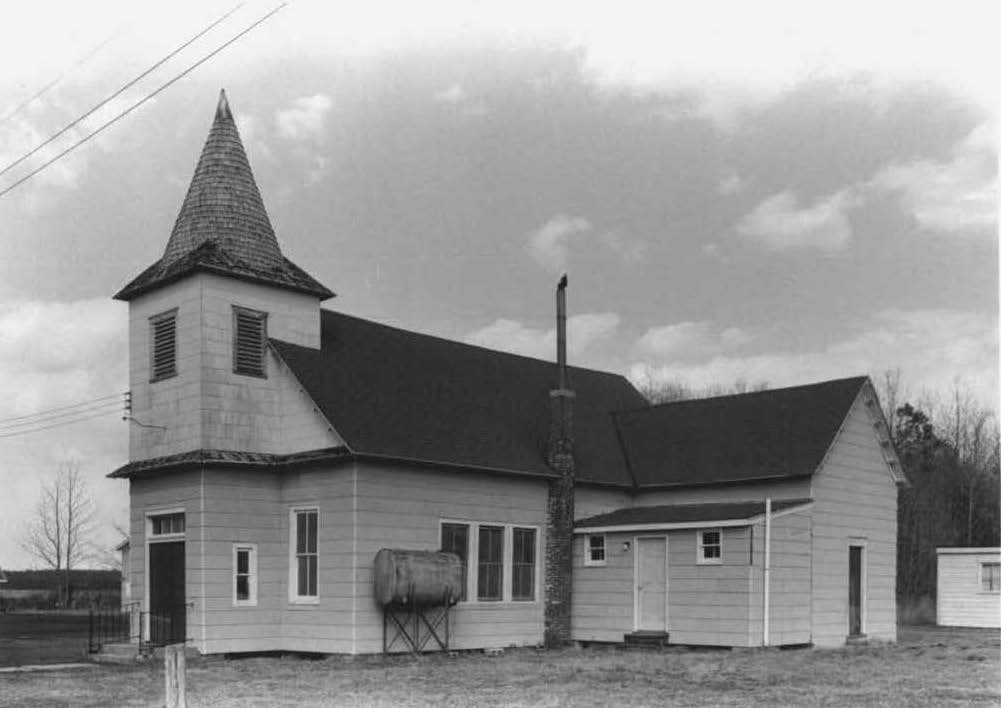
[[585, 535, 606, 566], [982, 563, 1000, 592], [233, 307, 267, 377], [150, 310, 177, 382], [698, 529, 722, 564]]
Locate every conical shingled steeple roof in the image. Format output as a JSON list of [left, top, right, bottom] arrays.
[[114, 90, 333, 301]]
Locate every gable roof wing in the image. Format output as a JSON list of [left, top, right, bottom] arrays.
[[271, 309, 647, 485], [614, 376, 869, 489]]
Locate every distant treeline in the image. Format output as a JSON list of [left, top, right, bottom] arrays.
[[0, 569, 121, 610], [2, 569, 120, 591], [891, 397, 1001, 623]]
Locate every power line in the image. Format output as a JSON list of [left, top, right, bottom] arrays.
[[0, 392, 122, 425], [0, 401, 124, 432], [0, 407, 121, 440], [0, 1, 289, 200], [0, 26, 122, 126], [0, 2, 246, 181]]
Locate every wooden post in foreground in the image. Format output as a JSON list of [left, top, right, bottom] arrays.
[[165, 643, 187, 708]]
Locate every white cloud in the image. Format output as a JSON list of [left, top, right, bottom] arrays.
[[637, 321, 752, 361], [598, 229, 646, 264], [868, 122, 997, 233], [630, 308, 999, 409], [717, 171, 745, 195], [527, 214, 592, 272], [276, 94, 334, 141], [435, 83, 466, 103], [736, 189, 857, 251], [465, 312, 620, 361]]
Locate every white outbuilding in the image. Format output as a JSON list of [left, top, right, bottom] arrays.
[[936, 547, 1001, 629]]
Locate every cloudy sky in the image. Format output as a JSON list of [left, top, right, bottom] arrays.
[[0, 0, 996, 569]]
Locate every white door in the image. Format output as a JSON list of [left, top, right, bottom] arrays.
[[636, 537, 667, 631]]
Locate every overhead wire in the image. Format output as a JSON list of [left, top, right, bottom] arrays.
[[0, 1, 289, 200], [0, 26, 122, 126], [0, 400, 125, 432], [0, 392, 122, 424], [0, 407, 122, 439], [0, 2, 246, 180]]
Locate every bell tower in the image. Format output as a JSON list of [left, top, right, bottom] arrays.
[[114, 91, 335, 462]]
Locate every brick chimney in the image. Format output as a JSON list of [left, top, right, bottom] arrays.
[[544, 274, 575, 647]]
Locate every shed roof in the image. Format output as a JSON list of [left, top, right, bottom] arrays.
[[614, 376, 869, 489], [114, 91, 332, 301], [575, 498, 814, 531], [271, 309, 647, 486]]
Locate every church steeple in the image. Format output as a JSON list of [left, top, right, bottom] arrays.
[[114, 90, 333, 301]]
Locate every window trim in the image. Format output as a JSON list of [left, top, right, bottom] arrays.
[[440, 522, 470, 602], [232, 305, 268, 379], [477, 525, 505, 602], [696, 528, 723, 565], [981, 562, 1001, 593], [511, 527, 537, 602], [584, 534, 607, 567], [233, 543, 258, 607], [439, 519, 540, 604], [288, 507, 319, 605], [149, 308, 178, 383]]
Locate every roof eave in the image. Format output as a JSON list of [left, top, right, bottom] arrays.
[[113, 261, 335, 302]]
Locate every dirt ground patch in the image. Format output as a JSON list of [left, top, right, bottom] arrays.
[[0, 625, 998, 707], [0, 613, 92, 667]]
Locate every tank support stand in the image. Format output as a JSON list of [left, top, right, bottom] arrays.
[[383, 602, 450, 654]]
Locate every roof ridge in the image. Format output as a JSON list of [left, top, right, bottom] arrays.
[[631, 375, 869, 413], [309, 308, 643, 385]]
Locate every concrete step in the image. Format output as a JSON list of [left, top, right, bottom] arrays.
[[97, 642, 139, 656]]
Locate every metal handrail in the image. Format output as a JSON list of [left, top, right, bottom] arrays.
[[88, 601, 140, 653]]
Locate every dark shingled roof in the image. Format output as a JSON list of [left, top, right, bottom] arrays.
[[270, 309, 648, 485], [575, 498, 814, 529], [614, 376, 868, 489], [108, 446, 351, 479], [114, 90, 332, 301]]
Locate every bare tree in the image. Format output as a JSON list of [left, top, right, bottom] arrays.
[[18, 462, 96, 606], [636, 375, 769, 405]]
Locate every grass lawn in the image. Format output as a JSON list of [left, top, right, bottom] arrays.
[[0, 612, 92, 667], [0, 626, 998, 707]]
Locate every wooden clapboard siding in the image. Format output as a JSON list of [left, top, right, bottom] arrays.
[[130, 470, 203, 648], [276, 465, 355, 654], [352, 462, 548, 652], [936, 550, 1001, 628], [746, 509, 812, 646], [667, 528, 754, 647], [199, 469, 282, 654], [809, 391, 898, 647], [571, 532, 634, 642]]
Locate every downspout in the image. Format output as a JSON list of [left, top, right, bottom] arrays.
[[763, 497, 771, 647]]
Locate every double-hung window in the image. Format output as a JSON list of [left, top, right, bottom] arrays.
[[291, 508, 318, 602], [697, 529, 722, 564], [440, 523, 469, 601], [233, 544, 257, 606], [511, 528, 536, 601], [477, 526, 504, 601], [585, 535, 606, 566], [982, 562, 1001, 592]]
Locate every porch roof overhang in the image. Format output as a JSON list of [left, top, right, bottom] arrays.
[[574, 498, 814, 534]]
